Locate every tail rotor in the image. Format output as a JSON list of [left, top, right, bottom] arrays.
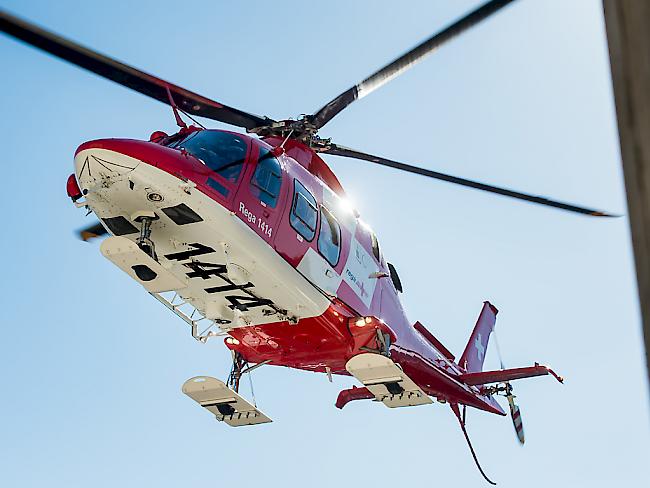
[[504, 382, 525, 445], [494, 331, 526, 445]]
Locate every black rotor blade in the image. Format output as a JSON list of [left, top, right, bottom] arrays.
[[322, 144, 615, 217], [0, 10, 274, 130], [78, 222, 107, 242], [308, 0, 516, 130]]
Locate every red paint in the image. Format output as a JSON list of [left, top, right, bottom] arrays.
[[336, 386, 374, 409], [270, 145, 284, 157], [460, 364, 564, 386], [66, 173, 82, 201]]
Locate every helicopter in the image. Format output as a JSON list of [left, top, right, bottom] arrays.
[[1, 1, 610, 484]]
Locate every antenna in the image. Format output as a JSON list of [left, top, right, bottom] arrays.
[[164, 85, 187, 129], [271, 129, 294, 157]]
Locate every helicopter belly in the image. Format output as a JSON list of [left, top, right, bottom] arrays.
[[75, 148, 330, 329]]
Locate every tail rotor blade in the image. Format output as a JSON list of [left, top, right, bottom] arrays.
[[78, 221, 107, 242], [506, 384, 525, 445]]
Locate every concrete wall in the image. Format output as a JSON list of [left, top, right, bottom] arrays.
[[603, 0, 650, 383]]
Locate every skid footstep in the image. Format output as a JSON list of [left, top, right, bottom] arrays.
[[182, 376, 272, 427], [346, 353, 433, 408]]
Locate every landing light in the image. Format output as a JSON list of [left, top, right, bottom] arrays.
[[353, 316, 374, 327], [225, 337, 240, 346], [355, 317, 373, 327]]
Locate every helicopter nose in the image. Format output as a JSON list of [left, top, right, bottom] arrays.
[[74, 138, 142, 191]]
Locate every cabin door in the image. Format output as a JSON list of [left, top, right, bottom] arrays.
[[234, 145, 287, 246]]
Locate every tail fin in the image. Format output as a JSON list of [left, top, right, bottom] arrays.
[[459, 301, 498, 373]]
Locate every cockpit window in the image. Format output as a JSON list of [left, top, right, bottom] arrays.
[[251, 147, 282, 208], [168, 130, 247, 182]]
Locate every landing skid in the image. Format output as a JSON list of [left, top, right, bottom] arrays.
[[100, 236, 187, 293], [345, 353, 433, 408], [182, 376, 272, 427]]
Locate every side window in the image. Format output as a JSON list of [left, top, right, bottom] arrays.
[[290, 180, 318, 241], [387, 262, 403, 293], [371, 232, 380, 262], [318, 207, 341, 266], [251, 147, 282, 208]]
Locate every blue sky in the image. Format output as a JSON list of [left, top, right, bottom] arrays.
[[0, 1, 648, 486]]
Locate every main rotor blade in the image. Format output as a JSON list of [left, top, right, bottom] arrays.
[[308, 0, 516, 130], [0, 10, 274, 130], [322, 144, 615, 217]]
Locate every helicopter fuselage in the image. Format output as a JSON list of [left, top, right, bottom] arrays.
[[73, 127, 506, 414]]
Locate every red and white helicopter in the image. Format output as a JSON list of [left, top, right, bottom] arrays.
[[1, 1, 610, 483]]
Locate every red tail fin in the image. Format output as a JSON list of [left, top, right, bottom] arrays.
[[459, 302, 498, 373]]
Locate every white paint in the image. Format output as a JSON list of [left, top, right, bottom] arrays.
[[345, 353, 433, 408], [182, 376, 272, 426], [297, 247, 342, 296], [100, 236, 188, 293], [341, 237, 378, 308], [475, 333, 485, 362]]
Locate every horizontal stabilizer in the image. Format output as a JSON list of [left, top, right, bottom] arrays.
[[458, 363, 564, 386], [335, 386, 374, 409]]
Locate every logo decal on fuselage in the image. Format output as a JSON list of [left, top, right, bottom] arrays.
[[342, 239, 377, 308], [474, 333, 485, 362], [239, 202, 273, 238]]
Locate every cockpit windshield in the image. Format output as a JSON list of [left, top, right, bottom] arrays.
[[167, 130, 247, 182]]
